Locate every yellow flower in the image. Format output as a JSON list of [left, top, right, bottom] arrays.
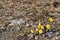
[[37, 23, 41, 28], [36, 28, 39, 32], [49, 17, 53, 22], [39, 29, 43, 34], [37, 20, 41, 28], [40, 25, 44, 30], [37, 23, 44, 30], [30, 29, 34, 33], [46, 24, 51, 30]]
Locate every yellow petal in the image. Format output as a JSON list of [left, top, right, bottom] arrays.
[[37, 23, 41, 28], [36, 28, 39, 32], [30, 29, 34, 33], [40, 25, 44, 30]]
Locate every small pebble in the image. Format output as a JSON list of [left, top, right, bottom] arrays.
[[26, 23, 30, 26], [35, 36, 39, 40]]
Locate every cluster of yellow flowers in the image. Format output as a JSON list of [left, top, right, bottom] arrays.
[[30, 17, 54, 34]]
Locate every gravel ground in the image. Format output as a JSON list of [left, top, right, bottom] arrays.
[[0, 0, 60, 40]]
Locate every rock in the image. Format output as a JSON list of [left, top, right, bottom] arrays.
[[19, 18, 25, 24], [52, 36, 60, 40], [26, 23, 30, 27], [10, 18, 25, 25], [55, 36, 58, 40], [28, 34, 34, 40], [45, 31, 55, 38], [35, 36, 39, 40], [14, 26, 20, 31], [55, 32, 59, 35]]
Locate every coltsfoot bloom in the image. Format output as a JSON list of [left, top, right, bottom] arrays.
[[36, 28, 39, 32], [46, 24, 51, 30], [39, 29, 43, 34], [37, 23, 41, 28], [30, 29, 34, 33], [37, 20, 41, 28], [49, 17, 53, 22], [40, 25, 44, 30]]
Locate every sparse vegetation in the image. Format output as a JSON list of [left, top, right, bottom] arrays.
[[0, 0, 60, 40]]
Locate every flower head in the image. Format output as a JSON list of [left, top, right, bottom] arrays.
[[30, 29, 34, 33], [39, 29, 43, 34], [36, 28, 39, 32], [46, 24, 51, 30], [49, 17, 53, 22], [37, 23, 41, 28], [40, 25, 44, 30]]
